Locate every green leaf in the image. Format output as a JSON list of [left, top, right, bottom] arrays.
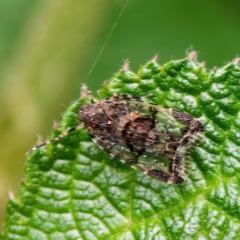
[[3, 53, 240, 239]]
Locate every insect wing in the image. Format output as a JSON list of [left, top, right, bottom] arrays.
[[104, 95, 204, 184]]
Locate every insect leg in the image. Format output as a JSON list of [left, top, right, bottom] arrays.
[[26, 123, 84, 155]]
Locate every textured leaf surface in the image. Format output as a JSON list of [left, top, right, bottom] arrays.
[[3, 53, 240, 239]]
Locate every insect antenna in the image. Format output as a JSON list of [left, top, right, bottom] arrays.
[[26, 123, 84, 155]]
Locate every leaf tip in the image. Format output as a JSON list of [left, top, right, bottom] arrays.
[[102, 80, 108, 87], [122, 60, 129, 71], [187, 51, 198, 60], [8, 191, 14, 199], [80, 84, 88, 98], [233, 57, 240, 64], [53, 121, 59, 130], [152, 54, 158, 62]]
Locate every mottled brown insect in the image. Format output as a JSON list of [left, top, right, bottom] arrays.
[[27, 92, 204, 184]]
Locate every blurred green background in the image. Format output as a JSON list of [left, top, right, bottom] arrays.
[[1, 0, 240, 229]]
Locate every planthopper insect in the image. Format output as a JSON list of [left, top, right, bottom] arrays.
[[27, 87, 204, 184]]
